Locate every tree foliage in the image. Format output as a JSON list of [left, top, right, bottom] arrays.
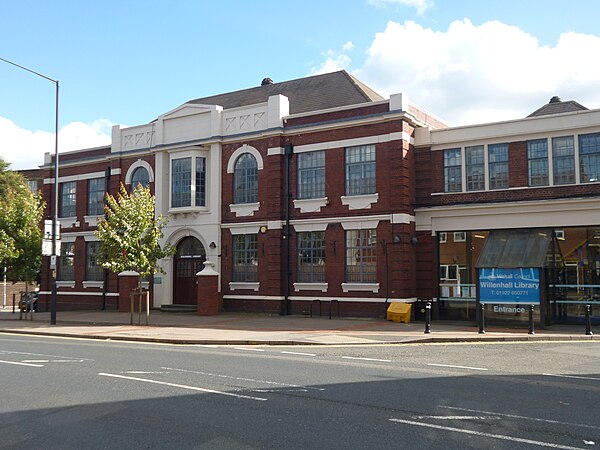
[[0, 158, 45, 283], [95, 183, 174, 278]]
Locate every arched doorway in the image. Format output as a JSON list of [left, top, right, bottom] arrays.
[[173, 237, 206, 305]]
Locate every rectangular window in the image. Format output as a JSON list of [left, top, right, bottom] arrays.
[[345, 229, 377, 283], [297, 231, 325, 282], [454, 232, 466, 242], [85, 241, 103, 281], [579, 132, 600, 183], [195, 157, 206, 206], [465, 145, 485, 191], [87, 177, 105, 216], [298, 151, 326, 199], [60, 181, 76, 217], [58, 242, 75, 281], [488, 143, 509, 190], [439, 232, 447, 243], [552, 136, 575, 185], [233, 234, 258, 282], [171, 157, 192, 208], [443, 148, 462, 192], [527, 139, 549, 186], [345, 145, 376, 196], [27, 180, 38, 193]]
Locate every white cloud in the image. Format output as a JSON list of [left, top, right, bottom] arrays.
[[0, 117, 113, 170], [351, 19, 600, 125], [368, 0, 433, 15], [311, 43, 354, 75]]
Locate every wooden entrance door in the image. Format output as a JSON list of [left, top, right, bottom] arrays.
[[173, 237, 206, 305]]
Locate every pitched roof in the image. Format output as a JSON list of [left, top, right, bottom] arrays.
[[188, 70, 384, 114], [527, 96, 588, 117]]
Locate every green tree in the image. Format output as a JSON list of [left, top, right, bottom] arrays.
[[0, 158, 45, 286], [95, 183, 174, 285]]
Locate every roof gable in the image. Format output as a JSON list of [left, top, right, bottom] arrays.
[[527, 96, 588, 117]]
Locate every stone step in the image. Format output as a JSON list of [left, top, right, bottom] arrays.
[[160, 304, 196, 313]]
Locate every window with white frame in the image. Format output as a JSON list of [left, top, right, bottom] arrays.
[[233, 234, 258, 282], [527, 139, 549, 186], [87, 177, 105, 216], [58, 242, 75, 281], [233, 153, 258, 204], [466, 145, 485, 191], [171, 156, 206, 208], [454, 232, 466, 242], [298, 151, 325, 199], [345, 229, 377, 283], [60, 181, 76, 217], [345, 145, 376, 196], [85, 241, 103, 281], [552, 136, 575, 185], [554, 229, 565, 240], [439, 232, 447, 243], [297, 231, 325, 282], [488, 143, 509, 189], [443, 148, 462, 192], [579, 132, 600, 183]]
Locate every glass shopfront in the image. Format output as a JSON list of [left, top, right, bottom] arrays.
[[438, 227, 600, 325]]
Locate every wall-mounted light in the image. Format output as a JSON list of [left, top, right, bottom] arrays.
[[410, 236, 419, 245], [393, 235, 401, 243], [209, 242, 216, 249]]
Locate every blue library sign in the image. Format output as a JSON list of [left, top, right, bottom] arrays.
[[478, 268, 540, 304]]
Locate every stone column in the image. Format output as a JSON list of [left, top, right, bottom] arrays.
[[196, 261, 220, 316], [118, 270, 139, 313]]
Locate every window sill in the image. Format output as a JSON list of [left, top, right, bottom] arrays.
[[58, 217, 79, 228], [229, 202, 260, 217], [56, 281, 76, 289], [229, 282, 260, 291], [293, 197, 328, 213], [294, 282, 328, 292], [341, 193, 379, 210], [83, 281, 104, 289], [84, 215, 102, 227], [342, 283, 380, 293], [168, 206, 209, 216]]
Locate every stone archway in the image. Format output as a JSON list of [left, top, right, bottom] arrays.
[[173, 236, 206, 305]]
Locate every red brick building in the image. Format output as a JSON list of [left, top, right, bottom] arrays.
[[36, 73, 600, 324]]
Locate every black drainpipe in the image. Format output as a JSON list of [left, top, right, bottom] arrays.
[[102, 166, 111, 310], [282, 143, 293, 315]]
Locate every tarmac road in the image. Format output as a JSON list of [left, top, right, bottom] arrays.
[[1, 333, 599, 449]]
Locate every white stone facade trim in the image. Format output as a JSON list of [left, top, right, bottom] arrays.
[[341, 193, 379, 210], [125, 159, 155, 185], [226, 144, 264, 173], [293, 198, 328, 213], [229, 282, 260, 291], [293, 282, 328, 292], [341, 283, 380, 293]]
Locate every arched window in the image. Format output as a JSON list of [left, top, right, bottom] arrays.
[[131, 167, 150, 189], [233, 153, 258, 204]]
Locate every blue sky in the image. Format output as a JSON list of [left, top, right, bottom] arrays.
[[2, 0, 600, 169]]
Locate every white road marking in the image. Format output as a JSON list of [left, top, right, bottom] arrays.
[[0, 359, 44, 367], [280, 351, 317, 357], [341, 356, 391, 362], [427, 363, 488, 371], [162, 367, 325, 391], [543, 373, 600, 382], [413, 415, 501, 420], [21, 360, 49, 363], [389, 418, 586, 450], [233, 347, 265, 352], [98, 373, 267, 401], [0, 350, 93, 361], [439, 406, 600, 431], [125, 371, 171, 374], [50, 359, 86, 363]]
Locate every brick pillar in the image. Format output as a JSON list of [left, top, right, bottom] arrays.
[[118, 271, 139, 313], [196, 261, 220, 316]]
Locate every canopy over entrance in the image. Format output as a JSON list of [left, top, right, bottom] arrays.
[[476, 229, 553, 269]]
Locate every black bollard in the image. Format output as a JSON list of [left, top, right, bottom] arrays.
[[478, 303, 486, 334], [424, 301, 432, 334], [585, 304, 593, 336], [528, 304, 535, 335]]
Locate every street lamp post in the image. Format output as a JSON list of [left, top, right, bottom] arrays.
[[0, 57, 59, 325]]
